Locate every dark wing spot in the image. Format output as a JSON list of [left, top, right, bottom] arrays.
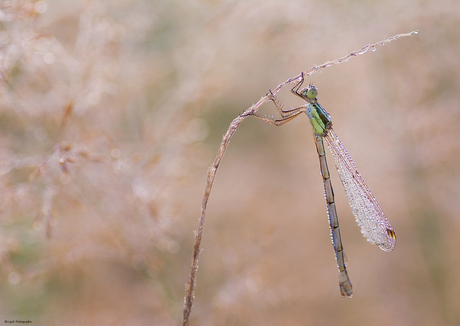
[[386, 228, 396, 240]]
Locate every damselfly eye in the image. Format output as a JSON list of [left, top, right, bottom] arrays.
[[306, 86, 317, 99]]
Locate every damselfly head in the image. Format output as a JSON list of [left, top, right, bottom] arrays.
[[300, 85, 318, 100]]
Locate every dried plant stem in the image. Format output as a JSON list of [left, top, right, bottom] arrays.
[[182, 30, 417, 326]]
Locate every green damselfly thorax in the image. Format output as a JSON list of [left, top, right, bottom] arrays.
[[254, 74, 396, 297]]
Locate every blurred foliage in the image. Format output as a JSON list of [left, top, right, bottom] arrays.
[[0, 0, 459, 325]]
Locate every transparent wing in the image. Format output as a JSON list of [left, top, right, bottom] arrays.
[[324, 129, 396, 252]]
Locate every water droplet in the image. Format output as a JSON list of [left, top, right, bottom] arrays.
[[34, 1, 48, 13], [43, 52, 55, 64], [371, 47, 376, 52], [111, 148, 121, 159]]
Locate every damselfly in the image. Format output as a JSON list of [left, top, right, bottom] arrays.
[[254, 74, 396, 297]]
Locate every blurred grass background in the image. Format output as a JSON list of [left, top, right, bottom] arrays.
[[0, 0, 459, 325]]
